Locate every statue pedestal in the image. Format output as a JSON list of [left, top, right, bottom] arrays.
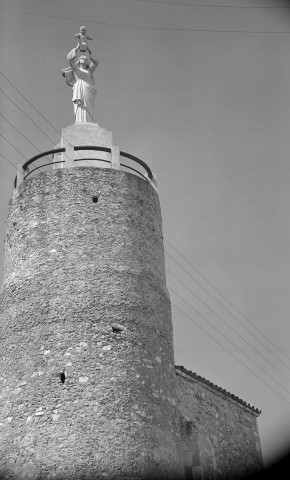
[[51, 122, 157, 191], [53, 123, 120, 170]]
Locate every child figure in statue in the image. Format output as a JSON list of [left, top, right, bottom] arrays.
[[75, 26, 93, 54]]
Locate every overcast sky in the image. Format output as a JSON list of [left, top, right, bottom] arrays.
[[1, 0, 290, 467]]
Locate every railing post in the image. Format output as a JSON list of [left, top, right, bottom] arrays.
[[111, 146, 120, 170], [64, 143, 77, 168], [16, 164, 26, 187]]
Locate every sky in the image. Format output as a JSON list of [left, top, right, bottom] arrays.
[[1, 0, 290, 468]]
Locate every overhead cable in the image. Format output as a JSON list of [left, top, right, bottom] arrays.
[[0, 72, 65, 138], [137, 0, 290, 9], [167, 266, 290, 381], [168, 284, 290, 396], [164, 238, 290, 366], [0, 152, 24, 176], [0, 75, 89, 168], [0, 88, 57, 145], [170, 298, 290, 406], [0, 111, 50, 157], [1, 7, 290, 34], [0, 133, 29, 161]]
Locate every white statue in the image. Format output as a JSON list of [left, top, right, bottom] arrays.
[[62, 46, 99, 123], [75, 26, 93, 55]]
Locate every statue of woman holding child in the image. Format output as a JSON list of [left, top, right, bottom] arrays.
[[62, 27, 99, 124]]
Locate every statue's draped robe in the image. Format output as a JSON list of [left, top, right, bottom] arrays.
[[72, 68, 97, 123]]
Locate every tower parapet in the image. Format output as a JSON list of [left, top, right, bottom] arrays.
[[15, 125, 157, 192]]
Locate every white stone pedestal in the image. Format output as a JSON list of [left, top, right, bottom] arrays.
[[53, 123, 120, 170]]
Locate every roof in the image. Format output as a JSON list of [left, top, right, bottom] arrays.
[[175, 365, 261, 415]]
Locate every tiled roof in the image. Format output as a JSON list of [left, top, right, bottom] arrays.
[[175, 365, 261, 415]]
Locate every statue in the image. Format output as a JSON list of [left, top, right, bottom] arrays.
[[62, 29, 99, 124], [75, 26, 93, 55]]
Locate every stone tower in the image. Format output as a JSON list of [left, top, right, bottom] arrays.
[[0, 124, 183, 479]]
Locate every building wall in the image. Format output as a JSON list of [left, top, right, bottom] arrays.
[[176, 368, 263, 479], [0, 167, 183, 480]]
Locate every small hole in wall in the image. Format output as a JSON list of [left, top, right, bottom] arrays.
[[60, 372, 66, 384], [112, 327, 121, 334], [186, 421, 193, 436], [112, 323, 124, 334], [92, 196, 99, 203]]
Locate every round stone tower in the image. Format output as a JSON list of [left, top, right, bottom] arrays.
[[0, 150, 183, 479]]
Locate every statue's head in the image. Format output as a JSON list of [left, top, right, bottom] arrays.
[[76, 55, 89, 70], [80, 26, 87, 34]]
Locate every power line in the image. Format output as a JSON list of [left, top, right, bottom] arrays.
[[164, 238, 290, 366], [168, 284, 290, 396], [0, 133, 29, 161], [0, 152, 24, 176], [166, 266, 290, 381], [0, 72, 65, 138], [165, 239, 290, 362], [0, 111, 60, 168], [137, 0, 290, 9], [0, 74, 90, 169], [1, 6, 290, 34], [165, 238, 290, 364], [165, 247, 290, 369], [170, 298, 290, 406], [0, 108, 73, 173], [0, 88, 57, 146], [0, 111, 49, 156]]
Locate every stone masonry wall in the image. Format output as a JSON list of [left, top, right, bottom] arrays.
[[176, 367, 263, 479], [0, 168, 184, 480]]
